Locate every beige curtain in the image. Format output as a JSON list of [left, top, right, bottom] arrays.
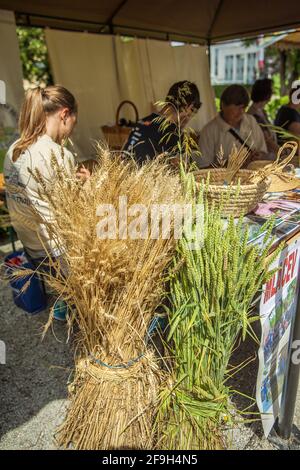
[[0, 9, 23, 116], [45, 29, 122, 159], [114, 37, 216, 131], [0, 9, 24, 167], [45, 29, 216, 159]]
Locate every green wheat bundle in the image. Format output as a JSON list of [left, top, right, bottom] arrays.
[[155, 170, 281, 450]]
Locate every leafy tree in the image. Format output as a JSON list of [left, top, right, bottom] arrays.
[[264, 46, 300, 95], [244, 38, 300, 95], [16, 27, 53, 86]]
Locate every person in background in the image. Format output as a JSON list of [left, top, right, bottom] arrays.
[[198, 84, 268, 168], [275, 82, 300, 155], [123, 81, 201, 165], [4, 86, 88, 319], [248, 78, 279, 157]]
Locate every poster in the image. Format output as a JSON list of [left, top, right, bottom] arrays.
[[256, 237, 300, 437]]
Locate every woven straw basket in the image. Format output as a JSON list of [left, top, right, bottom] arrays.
[[101, 100, 139, 151], [194, 169, 271, 216]]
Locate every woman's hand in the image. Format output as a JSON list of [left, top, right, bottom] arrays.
[[76, 166, 91, 183], [169, 156, 181, 168]]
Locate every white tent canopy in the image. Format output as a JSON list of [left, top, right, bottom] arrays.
[[2, 1, 300, 158]]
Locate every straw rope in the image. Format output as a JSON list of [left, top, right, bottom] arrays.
[[76, 351, 160, 384]]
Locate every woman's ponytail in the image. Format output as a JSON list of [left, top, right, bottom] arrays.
[[13, 87, 46, 161], [12, 85, 77, 162]]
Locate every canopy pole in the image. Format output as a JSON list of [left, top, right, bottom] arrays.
[[206, 0, 223, 74], [207, 38, 211, 73], [105, 0, 128, 34]]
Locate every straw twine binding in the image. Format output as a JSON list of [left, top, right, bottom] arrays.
[[195, 169, 271, 216], [76, 351, 159, 383]]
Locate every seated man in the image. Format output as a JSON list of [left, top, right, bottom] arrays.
[[123, 81, 201, 165], [275, 82, 300, 153], [198, 84, 267, 168]]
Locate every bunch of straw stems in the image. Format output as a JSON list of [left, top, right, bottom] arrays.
[[216, 144, 250, 183], [25, 147, 184, 449], [155, 171, 282, 450]]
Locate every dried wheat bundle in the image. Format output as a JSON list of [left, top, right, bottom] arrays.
[[28, 146, 184, 449]]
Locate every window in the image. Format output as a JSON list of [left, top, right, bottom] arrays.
[[247, 52, 257, 84], [236, 55, 244, 82], [225, 55, 234, 81]]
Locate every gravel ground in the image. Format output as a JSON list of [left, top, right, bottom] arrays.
[[0, 240, 300, 450], [0, 240, 73, 450]]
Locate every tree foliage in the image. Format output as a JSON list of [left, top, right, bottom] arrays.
[[244, 38, 300, 95], [16, 27, 53, 86], [265, 46, 300, 94]]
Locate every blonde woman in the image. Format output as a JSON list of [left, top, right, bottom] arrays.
[[4, 86, 88, 318]]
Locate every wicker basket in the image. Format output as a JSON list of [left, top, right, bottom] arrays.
[[101, 100, 139, 151], [194, 169, 271, 216]]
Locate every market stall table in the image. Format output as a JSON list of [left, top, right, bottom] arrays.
[[246, 192, 300, 442]]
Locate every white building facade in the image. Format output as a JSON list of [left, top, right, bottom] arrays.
[[211, 40, 263, 85]]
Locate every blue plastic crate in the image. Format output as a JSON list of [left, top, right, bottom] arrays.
[[5, 250, 48, 315]]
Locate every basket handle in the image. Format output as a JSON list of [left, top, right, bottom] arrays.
[[116, 100, 139, 125]]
